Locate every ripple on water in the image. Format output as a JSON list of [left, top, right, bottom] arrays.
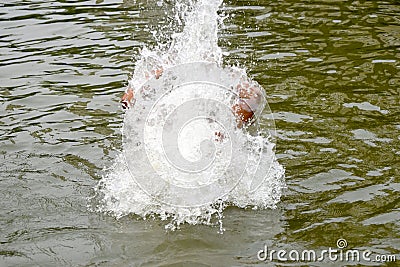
[[296, 169, 364, 193], [1, 0, 400, 265], [328, 183, 400, 204]]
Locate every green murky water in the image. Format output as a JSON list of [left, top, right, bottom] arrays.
[[1, 0, 399, 266]]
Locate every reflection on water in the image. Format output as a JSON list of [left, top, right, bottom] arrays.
[[0, 0, 399, 265]]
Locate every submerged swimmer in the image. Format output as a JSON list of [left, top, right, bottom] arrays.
[[121, 66, 263, 131]]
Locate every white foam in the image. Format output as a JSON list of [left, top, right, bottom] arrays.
[[91, 0, 286, 231]]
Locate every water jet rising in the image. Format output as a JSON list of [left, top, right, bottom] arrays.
[[94, 0, 285, 230]]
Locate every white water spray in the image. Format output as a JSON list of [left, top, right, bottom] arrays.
[[92, 0, 285, 231]]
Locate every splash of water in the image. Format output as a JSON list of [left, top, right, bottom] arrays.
[[129, 0, 223, 89], [92, 0, 285, 231]]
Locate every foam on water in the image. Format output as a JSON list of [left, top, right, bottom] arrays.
[[92, 0, 285, 231]]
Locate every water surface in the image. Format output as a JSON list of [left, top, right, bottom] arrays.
[[1, 0, 399, 266]]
